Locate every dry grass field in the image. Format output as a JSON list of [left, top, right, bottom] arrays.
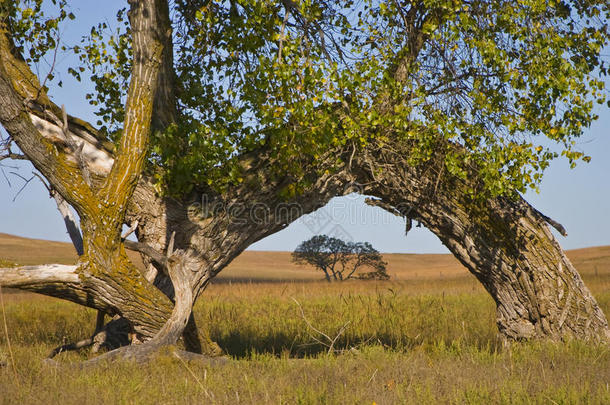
[[1, 233, 609, 404]]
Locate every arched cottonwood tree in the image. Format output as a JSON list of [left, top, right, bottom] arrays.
[[0, 0, 609, 361]]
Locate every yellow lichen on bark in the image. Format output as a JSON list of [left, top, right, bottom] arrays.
[[0, 1, 177, 339]]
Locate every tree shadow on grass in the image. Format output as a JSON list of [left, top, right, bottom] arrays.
[[210, 329, 500, 359]]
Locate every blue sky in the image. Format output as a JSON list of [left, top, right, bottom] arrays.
[[1, 2, 609, 253]]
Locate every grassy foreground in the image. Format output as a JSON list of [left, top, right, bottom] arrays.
[[1, 235, 609, 404], [1, 275, 609, 405]]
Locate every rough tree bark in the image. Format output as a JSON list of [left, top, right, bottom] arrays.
[[0, 0, 177, 343], [356, 145, 609, 341], [4, 128, 607, 344], [1, 72, 608, 345]]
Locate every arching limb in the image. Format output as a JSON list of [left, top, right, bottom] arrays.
[[356, 146, 608, 341]]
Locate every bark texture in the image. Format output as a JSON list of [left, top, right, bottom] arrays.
[[0, 0, 176, 341], [354, 146, 609, 341], [2, 107, 608, 344], [121, 140, 610, 342]]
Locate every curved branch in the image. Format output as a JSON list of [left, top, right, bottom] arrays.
[[0, 152, 27, 161], [124, 240, 168, 273], [81, 252, 195, 364], [530, 206, 568, 237], [355, 143, 609, 341]]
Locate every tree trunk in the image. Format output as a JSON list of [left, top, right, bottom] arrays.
[[3, 114, 607, 344], [3, 131, 608, 343], [322, 268, 331, 282], [356, 147, 609, 341], [0, 0, 178, 342]]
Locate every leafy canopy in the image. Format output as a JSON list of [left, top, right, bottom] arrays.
[[6, 0, 610, 197]]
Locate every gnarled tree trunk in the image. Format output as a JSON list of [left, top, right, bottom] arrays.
[[0, 0, 177, 342], [355, 146, 609, 341], [1, 110, 608, 347], [2, 110, 608, 349]]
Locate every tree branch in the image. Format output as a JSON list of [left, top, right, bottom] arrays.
[[80, 251, 195, 365], [0, 20, 96, 214], [50, 188, 84, 255], [99, 0, 170, 228], [530, 205, 568, 237], [121, 220, 139, 239], [364, 197, 403, 216], [124, 240, 168, 272], [0, 152, 27, 161], [0, 264, 79, 287]]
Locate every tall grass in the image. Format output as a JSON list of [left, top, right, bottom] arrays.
[[0, 276, 609, 404], [200, 286, 498, 358]]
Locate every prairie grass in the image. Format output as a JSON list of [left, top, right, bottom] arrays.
[[1, 238, 609, 404], [1, 274, 609, 404]]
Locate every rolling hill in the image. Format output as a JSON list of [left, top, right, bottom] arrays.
[[1, 232, 608, 282]]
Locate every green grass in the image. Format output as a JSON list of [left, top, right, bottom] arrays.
[[1, 276, 609, 404], [202, 290, 498, 358]]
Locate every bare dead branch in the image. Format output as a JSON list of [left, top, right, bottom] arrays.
[[124, 230, 177, 276], [124, 240, 168, 272], [50, 189, 84, 255], [0, 152, 27, 162], [364, 197, 402, 217], [291, 297, 350, 355], [31, 171, 50, 190], [0, 264, 80, 287], [121, 220, 139, 239], [31, 171, 85, 256], [8, 171, 34, 202], [534, 207, 568, 237]]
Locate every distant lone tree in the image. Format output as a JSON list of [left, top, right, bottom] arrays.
[[292, 235, 389, 282]]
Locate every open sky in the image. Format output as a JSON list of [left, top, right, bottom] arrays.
[[1, 1, 609, 253]]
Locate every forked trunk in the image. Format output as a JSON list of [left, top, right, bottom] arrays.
[[0, 0, 183, 346]]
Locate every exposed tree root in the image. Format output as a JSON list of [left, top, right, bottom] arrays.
[[46, 313, 226, 364], [47, 250, 221, 366], [77, 342, 228, 367], [48, 316, 134, 359]]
